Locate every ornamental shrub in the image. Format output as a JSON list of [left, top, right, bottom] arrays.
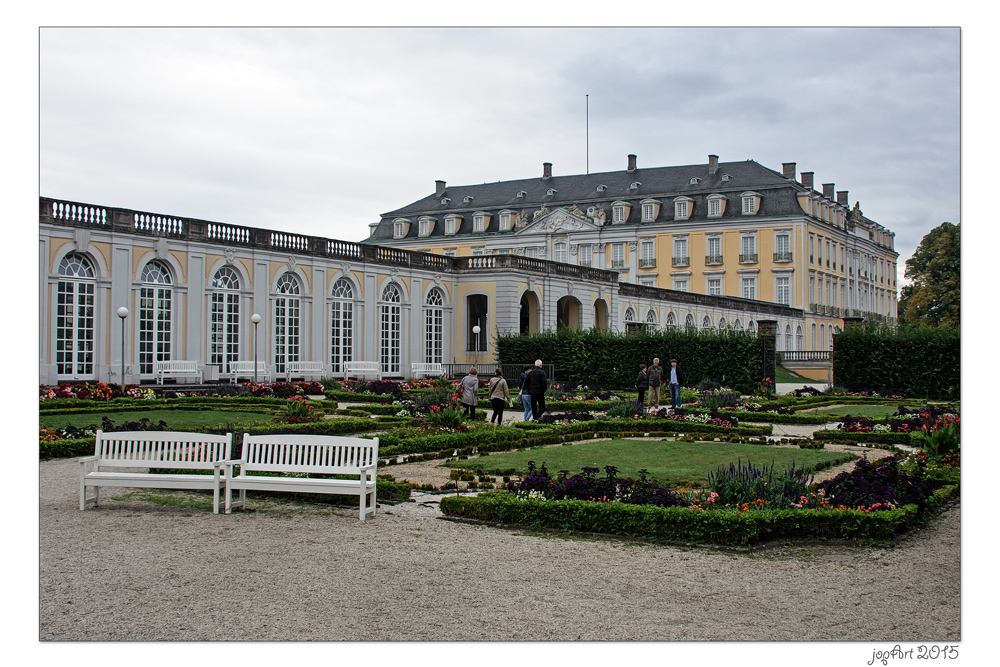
[[816, 457, 930, 510]]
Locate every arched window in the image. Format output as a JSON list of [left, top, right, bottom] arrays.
[[702, 315, 712, 330], [624, 307, 636, 322], [209, 267, 241, 373], [666, 311, 676, 329], [785, 324, 792, 352], [139, 260, 173, 375], [56, 253, 96, 379], [380, 283, 402, 375], [645, 308, 657, 331], [553, 240, 567, 263], [425, 287, 444, 364], [718, 316, 727, 331], [747, 320, 756, 334], [685, 313, 696, 329], [820, 324, 826, 351], [733, 318, 743, 332], [796, 325, 804, 351], [273, 273, 301, 375], [330, 278, 354, 374], [811, 323, 817, 350]]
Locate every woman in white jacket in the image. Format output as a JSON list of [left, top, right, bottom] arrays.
[[459, 368, 480, 419]]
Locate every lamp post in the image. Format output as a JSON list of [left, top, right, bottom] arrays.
[[117, 307, 129, 392], [473, 324, 481, 368], [251, 313, 262, 384]]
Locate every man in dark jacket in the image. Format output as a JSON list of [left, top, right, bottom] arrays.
[[647, 358, 664, 409], [526, 359, 548, 421], [668, 358, 685, 409]]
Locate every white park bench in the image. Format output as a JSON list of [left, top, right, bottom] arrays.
[[284, 361, 327, 381], [223, 434, 379, 521], [411, 362, 445, 378], [342, 361, 382, 381], [80, 430, 233, 514], [229, 361, 271, 384], [155, 360, 203, 384]]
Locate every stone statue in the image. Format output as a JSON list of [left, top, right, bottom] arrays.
[[533, 204, 549, 221], [592, 205, 606, 226], [567, 203, 585, 218], [514, 210, 529, 229]]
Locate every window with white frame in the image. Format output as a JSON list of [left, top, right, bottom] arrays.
[[553, 241, 567, 263], [719, 317, 727, 331], [741, 276, 757, 300], [810, 235, 815, 263], [473, 214, 485, 233], [776, 275, 791, 306], [578, 244, 592, 267], [443, 248, 457, 257], [209, 267, 241, 373], [645, 309, 658, 330], [139, 260, 173, 375], [775, 233, 791, 261], [445, 216, 458, 235], [707, 195, 724, 218], [672, 237, 688, 266], [673, 277, 689, 292], [640, 200, 658, 222], [612, 203, 628, 224], [418, 218, 433, 237], [525, 247, 539, 259], [674, 197, 692, 220], [611, 243, 625, 268], [471, 247, 485, 257], [499, 211, 512, 231], [706, 235, 722, 263], [707, 277, 722, 296], [56, 253, 96, 379], [666, 312, 676, 328], [817, 236, 823, 265], [379, 283, 402, 375], [624, 307, 636, 322], [640, 276, 656, 287], [796, 326, 804, 350], [330, 278, 354, 374], [702, 315, 712, 330], [741, 192, 759, 215], [640, 239, 655, 267], [732, 318, 743, 331], [740, 234, 757, 263], [393, 220, 406, 238], [424, 288, 444, 364], [272, 273, 301, 375]]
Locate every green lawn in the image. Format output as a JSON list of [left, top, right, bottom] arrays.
[[39, 409, 274, 431], [446, 438, 853, 488], [811, 405, 903, 419], [775, 365, 809, 383]]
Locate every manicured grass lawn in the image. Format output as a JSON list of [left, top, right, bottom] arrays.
[[39, 409, 274, 431], [811, 405, 903, 419], [775, 365, 809, 383], [446, 438, 853, 488]]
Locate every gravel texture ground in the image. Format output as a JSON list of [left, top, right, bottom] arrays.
[[40, 454, 959, 643]]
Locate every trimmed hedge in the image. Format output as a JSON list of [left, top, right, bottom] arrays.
[[833, 324, 960, 400], [439, 484, 960, 546], [811, 430, 913, 445], [497, 327, 762, 394]]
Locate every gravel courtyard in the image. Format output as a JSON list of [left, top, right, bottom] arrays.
[[39, 456, 960, 642]]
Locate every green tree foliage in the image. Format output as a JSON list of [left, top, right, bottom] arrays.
[[832, 324, 959, 400], [496, 326, 762, 393], [898, 222, 960, 327]]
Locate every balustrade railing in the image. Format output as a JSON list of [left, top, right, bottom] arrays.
[[49, 200, 107, 225], [774, 251, 793, 262], [739, 253, 758, 264], [779, 351, 831, 362], [671, 256, 689, 268], [705, 255, 724, 266], [206, 222, 252, 245], [618, 282, 802, 318]]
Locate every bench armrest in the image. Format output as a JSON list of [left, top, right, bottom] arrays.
[[79, 455, 98, 464]]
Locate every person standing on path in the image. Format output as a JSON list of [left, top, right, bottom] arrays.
[[460, 368, 480, 419], [518, 365, 533, 421], [668, 358, 685, 409], [635, 364, 649, 410], [526, 359, 548, 421], [647, 358, 663, 409], [487, 367, 511, 425]]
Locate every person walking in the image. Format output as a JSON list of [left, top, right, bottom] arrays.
[[526, 359, 548, 421], [635, 364, 649, 410], [647, 357, 663, 409], [518, 365, 533, 421], [488, 367, 511, 425], [460, 367, 480, 419], [668, 358, 685, 409]]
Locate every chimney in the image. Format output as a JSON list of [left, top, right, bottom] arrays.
[[801, 172, 814, 189], [435, 180, 446, 196], [542, 162, 552, 179], [837, 191, 849, 206], [822, 183, 835, 199], [627, 154, 637, 172], [782, 162, 796, 179], [708, 154, 719, 175]]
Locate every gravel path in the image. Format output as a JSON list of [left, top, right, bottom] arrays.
[[40, 456, 959, 642]]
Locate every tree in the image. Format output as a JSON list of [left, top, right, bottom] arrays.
[[897, 222, 960, 327]]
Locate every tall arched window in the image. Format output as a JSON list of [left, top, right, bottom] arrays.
[[796, 326, 804, 351], [718, 316, 728, 331], [273, 273, 301, 375], [820, 324, 826, 351], [330, 278, 354, 374], [56, 253, 96, 379], [380, 283, 402, 375], [624, 307, 636, 322], [733, 318, 743, 332], [209, 267, 240, 373], [702, 315, 712, 330], [139, 260, 173, 375], [785, 324, 792, 352], [645, 308, 657, 331], [685, 313, 696, 329], [811, 323, 817, 350], [666, 311, 677, 329], [425, 288, 444, 364], [747, 320, 756, 334]]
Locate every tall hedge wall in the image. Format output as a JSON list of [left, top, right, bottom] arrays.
[[496, 327, 761, 393], [832, 324, 960, 400]]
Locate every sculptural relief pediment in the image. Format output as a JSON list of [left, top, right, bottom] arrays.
[[517, 207, 599, 236]]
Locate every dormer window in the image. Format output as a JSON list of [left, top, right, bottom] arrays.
[[498, 210, 512, 231], [418, 216, 436, 237], [721, 174, 731, 182], [640, 199, 660, 223], [707, 194, 726, 218], [392, 218, 410, 238], [596, 184, 608, 193], [444, 214, 460, 236], [689, 177, 701, 185], [674, 196, 693, 220], [741, 191, 761, 215], [473, 211, 490, 233], [440, 198, 451, 206], [515, 190, 527, 199], [546, 188, 557, 196], [463, 195, 474, 204], [611, 201, 630, 224], [629, 181, 641, 191]]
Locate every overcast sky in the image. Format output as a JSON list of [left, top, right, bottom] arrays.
[[39, 27, 959, 285]]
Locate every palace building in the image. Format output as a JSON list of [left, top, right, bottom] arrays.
[[365, 154, 899, 354]]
